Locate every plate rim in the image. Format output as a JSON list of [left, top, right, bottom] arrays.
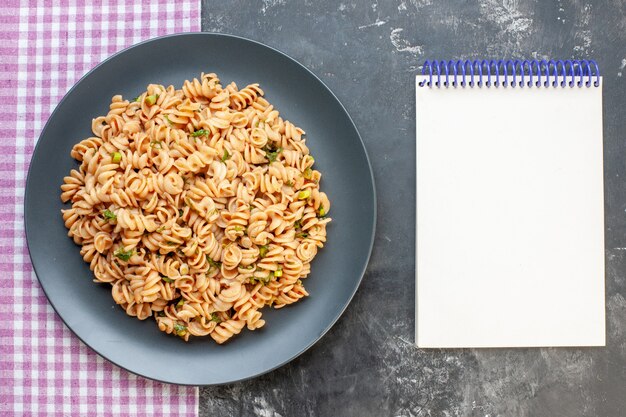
[[24, 31, 377, 386]]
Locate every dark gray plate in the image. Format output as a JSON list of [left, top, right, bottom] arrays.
[[25, 33, 376, 385]]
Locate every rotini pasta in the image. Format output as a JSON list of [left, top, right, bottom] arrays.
[[60, 73, 331, 343]]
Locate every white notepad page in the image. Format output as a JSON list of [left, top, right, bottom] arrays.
[[415, 76, 605, 348]]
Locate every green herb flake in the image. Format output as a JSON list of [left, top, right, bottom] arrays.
[[176, 299, 185, 308], [178, 209, 184, 217], [103, 209, 117, 222], [161, 275, 174, 283], [250, 272, 273, 286], [297, 189, 311, 200], [258, 245, 269, 258], [173, 323, 187, 336], [210, 313, 222, 323], [233, 226, 244, 232], [191, 129, 208, 137], [114, 247, 133, 262], [150, 141, 162, 149], [111, 152, 122, 163], [132, 95, 141, 102], [303, 167, 313, 179], [285, 180, 294, 187], [221, 148, 231, 163], [156, 226, 165, 233], [264, 146, 282, 163], [274, 267, 283, 277], [293, 219, 302, 229], [145, 94, 158, 105], [166, 241, 176, 246], [164, 114, 173, 126], [296, 232, 309, 239], [318, 206, 326, 217], [206, 256, 222, 270], [156, 311, 166, 317]]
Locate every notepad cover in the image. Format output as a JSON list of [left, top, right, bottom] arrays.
[[415, 76, 605, 348]]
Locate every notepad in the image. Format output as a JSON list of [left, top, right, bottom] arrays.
[[415, 60, 605, 348]]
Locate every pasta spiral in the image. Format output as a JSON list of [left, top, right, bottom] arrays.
[[60, 73, 331, 343]]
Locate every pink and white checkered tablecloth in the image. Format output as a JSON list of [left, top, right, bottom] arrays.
[[0, 1, 201, 415]]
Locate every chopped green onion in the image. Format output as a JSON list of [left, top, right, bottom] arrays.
[[103, 209, 117, 222], [161, 275, 174, 283], [265, 146, 282, 163], [145, 94, 158, 105], [233, 226, 244, 232], [114, 247, 133, 261], [285, 180, 294, 187], [176, 299, 185, 308], [132, 96, 141, 102], [318, 206, 326, 217], [293, 219, 302, 229], [111, 152, 122, 163], [206, 256, 222, 270], [298, 189, 311, 200], [164, 114, 173, 126], [258, 245, 269, 258], [173, 323, 187, 336], [210, 313, 222, 323], [178, 209, 184, 217], [296, 232, 309, 239], [250, 272, 273, 285], [274, 268, 283, 277], [150, 141, 162, 149], [156, 226, 165, 233], [191, 129, 208, 137], [221, 148, 231, 163], [245, 264, 255, 270], [303, 167, 313, 179]]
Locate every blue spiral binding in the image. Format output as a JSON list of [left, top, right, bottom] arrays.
[[418, 59, 600, 88]]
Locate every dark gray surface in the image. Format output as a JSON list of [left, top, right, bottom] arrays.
[[200, 0, 626, 416], [25, 33, 374, 385], [200, 0, 626, 417]]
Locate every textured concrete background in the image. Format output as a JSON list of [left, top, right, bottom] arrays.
[[200, 1, 626, 416]]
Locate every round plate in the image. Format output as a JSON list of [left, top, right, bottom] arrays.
[[25, 33, 376, 385]]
